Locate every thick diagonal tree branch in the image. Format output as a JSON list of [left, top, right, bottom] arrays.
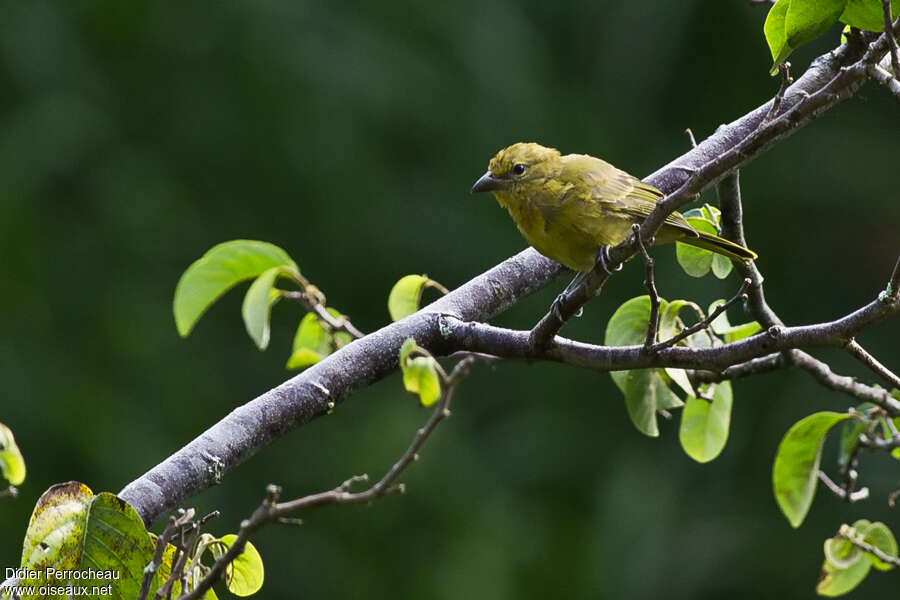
[[120, 33, 900, 526], [526, 25, 899, 346]]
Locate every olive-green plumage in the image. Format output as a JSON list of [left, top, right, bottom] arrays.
[[472, 142, 757, 272]]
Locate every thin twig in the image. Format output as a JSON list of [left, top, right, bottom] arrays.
[[653, 278, 751, 351], [890, 255, 900, 299], [282, 291, 365, 339], [762, 62, 793, 126], [841, 442, 863, 500], [867, 62, 900, 98], [0, 486, 18, 499], [845, 339, 900, 389], [158, 521, 203, 600], [632, 224, 660, 349], [788, 350, 900, 414], [883, 2, 900, 77], [840, 523, 900, 566], [717, 171, 782, 329], [138, 514, 183, 600], [818, 471, 870, 503], [691, 352, 786, 383], [685, 128, 698, 148], [176, 357, 476, 600], [857, 432, 900, 451], [889, 489, 900, 507]]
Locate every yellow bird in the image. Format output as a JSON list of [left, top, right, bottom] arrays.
[[472, 142, 756, 279]]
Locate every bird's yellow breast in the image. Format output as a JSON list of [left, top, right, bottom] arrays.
[[494, 185, 627, 272]]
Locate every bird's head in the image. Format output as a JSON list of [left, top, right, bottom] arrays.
[[471, 142, 562, 194]]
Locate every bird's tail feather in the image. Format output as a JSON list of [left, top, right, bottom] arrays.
[[681, 231, 757, 262]]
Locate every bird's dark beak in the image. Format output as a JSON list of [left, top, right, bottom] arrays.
[[471, 171, 505, 193]]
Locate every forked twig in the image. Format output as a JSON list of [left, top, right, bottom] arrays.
[[632, 224, 660, 349], [653, 278, 751, 351]]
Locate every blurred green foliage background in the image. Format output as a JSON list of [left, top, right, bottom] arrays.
[[1, 1, 899, 598]]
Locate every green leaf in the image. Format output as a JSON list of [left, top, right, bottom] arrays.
[[659, 299, 710, 349], [766, 0, 845, 74], [219, 534, 265, 596], [838, 420, 867, 469], [689, 207, 729, 280], [285, 310, 352, 370], [772, 411, 852, 528], [666, 368, 695, 398], [658, 300, 696, 396], [765, 0, 792, 73], [606, 295, 655, 348], [711, 253, 733, 279], [824, 536, 864, 569], [402, 357, 442, 407], [398, 338, 443, 406], [174, 240, 298, 337], [679, 381, 733, 463], [786, 0, 845, 47], [0, 422, 26, 486], [658, 299, 688, 342], [388, 274, 447, 321], [285, 348, 322, 370], [399, 337, 418, 364], [722, 320, 762, 343], [154, 536, 219, 599], [676, 216, 718, 278], [241, 267, 285, 350], [841, 0, 900, 31], [606, 296, 683, 437], [389, 275, 427, 321], [21, 483, 157, 599], [861, 521, 898, 571], [708, 300, 762, 343], [617, 369, 684, 437], [819, 541, 871, 596]]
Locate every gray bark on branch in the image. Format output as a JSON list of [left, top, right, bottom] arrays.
[[120, 32, 900, 526]]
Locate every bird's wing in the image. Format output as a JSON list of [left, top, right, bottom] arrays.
[[565, 155, 696, 235]]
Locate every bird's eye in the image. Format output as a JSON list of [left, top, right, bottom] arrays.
[[512, 163, 527, 176]]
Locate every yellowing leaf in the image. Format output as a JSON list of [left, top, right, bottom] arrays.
[[403, 356, 442, 407], [388, 274, 447, 321], [21, 483, 157, 598], [389, 275, 428, 321], [285, 348, 324, 370], [286, 310, 352, 370], [398, 338, 443, 406], [220, 535, 264, 596], [0, 423, 26, 486]]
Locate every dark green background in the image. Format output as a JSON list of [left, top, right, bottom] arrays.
[[2, 1, 899, 598]]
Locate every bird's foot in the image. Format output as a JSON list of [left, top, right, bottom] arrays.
[[596, 245, 622, 275], [550, 292, 583, 322]]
